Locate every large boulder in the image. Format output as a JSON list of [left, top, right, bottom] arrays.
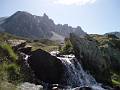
[[28, 49, 65, 84], [70, 33, 111, 85]]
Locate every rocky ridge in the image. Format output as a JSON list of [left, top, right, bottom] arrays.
[[0, 11, 86, 41]]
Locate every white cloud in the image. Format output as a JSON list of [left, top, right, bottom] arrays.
[[53, 0, 96, 6]]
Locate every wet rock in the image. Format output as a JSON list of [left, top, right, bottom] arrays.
[[101, 85, 113, 90], [70, 33, 111, 85], [19, 53, 36, 83], [28, 49, 65, 84], [113, 86, 120, 90], [12, 41, 32, 54], [19, 82, 43, 90], [18, 45, 32, 55], [46, 84, 71, 90], [74, 86, 92, 90]]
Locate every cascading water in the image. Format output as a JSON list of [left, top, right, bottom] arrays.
[[51, 51, 106, 90], [21, 51, 106, 90]]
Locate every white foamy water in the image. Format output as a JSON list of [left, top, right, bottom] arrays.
[[50, 51, 106, 90]]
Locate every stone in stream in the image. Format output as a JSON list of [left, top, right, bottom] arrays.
[[19, 82, 43, 90], [113, 86, 120, 90], [74, 87, 92, 90]]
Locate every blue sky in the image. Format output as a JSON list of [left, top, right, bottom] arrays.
[[0, 0, 120, 34]]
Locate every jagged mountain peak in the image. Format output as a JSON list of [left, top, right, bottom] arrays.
[[43, 13, 49, 18], [1, 11, 86, 41], [11, 11, 32, 18], [14, 11, 30, 15]]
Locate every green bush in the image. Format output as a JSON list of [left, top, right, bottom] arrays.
[[0, 43, 23, 86], [6, 64, 21, 83], [0, 62, 8, 81], [0, 62, 22, 84], [60, 38, 73, 54], [0, 43, 18, 62], [111, 73, 120, 86]]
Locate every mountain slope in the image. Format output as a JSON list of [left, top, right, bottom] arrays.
[[50, 31, 65, 41], [1, 11, 53, 39], [0, 17, 7, 32], [54, 24, 86, 38], [1, 11, 86, 41], [0, 17, 7, 25]]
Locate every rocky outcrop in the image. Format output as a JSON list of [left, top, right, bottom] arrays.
[[54, 24, 86, 38], [28, 49, 65, 84], [12, 41, 32, 55], [104, 47, 120, 74], [70, 33, 111, 85], [91, 34, 120, 74]]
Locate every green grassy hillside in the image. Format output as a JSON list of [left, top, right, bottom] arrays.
[[0, 32, 60, 89], [90, 34, 120, 86], [0, 32, 60, 52]]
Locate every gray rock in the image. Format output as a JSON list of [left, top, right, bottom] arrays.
[[105, 32, 120, 39], [70, 33, 111, 85], [19, 82, 43, 90]]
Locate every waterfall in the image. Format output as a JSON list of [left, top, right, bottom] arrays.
[[51, 51, 106, 90], [58, 57, 97, 87]]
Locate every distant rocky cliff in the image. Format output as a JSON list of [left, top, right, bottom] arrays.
[[105, 32, 120, 39], [0, 11, 86, 41]]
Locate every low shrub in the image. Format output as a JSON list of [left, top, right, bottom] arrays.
[[0, 43, 18, 62], [0, 62, 22, 85], [6, 64, 21, 84], [60, 38, 74, 54]]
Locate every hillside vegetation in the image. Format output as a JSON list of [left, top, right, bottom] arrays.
[[90, 34, 120, 86], [0, 32, 60, 52], [0, 32, 60, 89]]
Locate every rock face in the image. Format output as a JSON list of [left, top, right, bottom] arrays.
[[1, 11, 86, 41], [0, 27, 5, 32], [91, 34, 120, 74], [105, 32, 120, 39], [0, 17, 7, 25], [54, 24, 86, 38], [28, 49, 65, 84], [70, 33, 111, 85]]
